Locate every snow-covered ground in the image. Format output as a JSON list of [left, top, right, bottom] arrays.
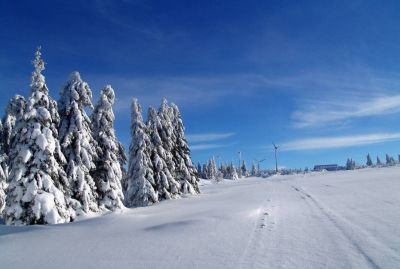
[[1, 167, 400, 269]]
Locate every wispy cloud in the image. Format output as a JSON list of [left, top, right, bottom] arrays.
[[86, 74, 263, 112], [292, 95, 400, 128], [86, 67, 400, 119], [280, 132, 400, 151], [187, 132, 235, 143], [190, 143, 232, 151]]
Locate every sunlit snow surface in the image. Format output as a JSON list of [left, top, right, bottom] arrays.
[[1, 167, 400, 268]]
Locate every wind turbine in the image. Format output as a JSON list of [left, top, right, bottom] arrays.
[[273, 143, 279, 174], [254, 158, 266, 172]]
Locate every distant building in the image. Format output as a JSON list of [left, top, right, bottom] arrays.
[[313, 164, 339, 171]]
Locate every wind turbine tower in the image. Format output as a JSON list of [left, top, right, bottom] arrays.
[[273, 143, 279, 174]]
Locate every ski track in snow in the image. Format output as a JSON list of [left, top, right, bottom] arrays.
[[290, 184, 400, 269], [1, 167, 400, 269], [236, 186, 276, 269]]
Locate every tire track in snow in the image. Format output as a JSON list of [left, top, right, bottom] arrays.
[[290, 185, 400, 269]]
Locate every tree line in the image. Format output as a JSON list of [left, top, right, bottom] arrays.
[[0, 48, 199, 225]]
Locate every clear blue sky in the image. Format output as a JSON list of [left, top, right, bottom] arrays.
[[1, 0, 400, 169]]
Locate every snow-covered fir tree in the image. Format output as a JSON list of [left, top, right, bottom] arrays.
[[202, 163, 209, 179], [147, 107, 180, 200], [219, 161, 228, 178], [197, 162, 202, 177], [377, 156, 382, 166], [227, 162, 239, 180], [58, 71, 99, 217], [207, 157, 218, 181], [2, 95, 26, 156], [1, 92, 26, 216], [125, 99, 158, 207], [91, 85, 125, 211], [251, 162, 257, 177], [158, 99, 176, 176], [5, 48, 70, 225], [241, 160, 248, 177], [0, 120, 6, 213], [366, 153, 373, 167], [237, 164, 243, 178], [170, 103, 199, 194], [385, 154, 395, 166], [345, 158, 355, 170]]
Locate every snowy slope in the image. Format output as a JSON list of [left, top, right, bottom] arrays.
[[1, 167, 400, 269]]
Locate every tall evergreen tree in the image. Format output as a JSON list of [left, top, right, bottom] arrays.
[[2, 95, 26, 157], [125, 99, 158, 207], [5, 48, 69, 225], [366, 153, 373, 167], [0, 120, 6, 213], [158, 99, 176, 175], [170, 103, 199, 194], [377, 156, 382, 166], [1, 94, 26, 216], [241, 160, 248, 177], [58, 71, 98, 217], [385, 154, 395, 166], [251, 162, 257, 177], [237, 165, 242, 178], [346, 158, 355, 170], [202, 163, 209, 179], [207, 157, 218, 180], [227, 162, 239, 180], [220, 161, 228, 178], [91, 85, 125, 211], [197, 162, 202, 177], [147, 107, 180, 200]]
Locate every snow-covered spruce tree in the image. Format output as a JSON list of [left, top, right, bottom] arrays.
[[220, 161, 228, 178], [237, 164, 242, 178], [228, 162, 238, 180], [147, 107, 180, 200], [1, 95, 26, 215], [197, 162, 202, 177], [124, 98, 158, 207], [170, 103, 199, 194], [202, 163, 208, 179], [2, 95, 26, 156], [345, 158, 355, 170], [251, 162, 257, 177], [385, 154, 395, 166], [207, 157, 218, 181], [0, 120, 6, 213], [91, 85, 125, 211], [366, 153, 373, 167], [4, 48, 70, 225], [58, 71, 99, 217], [377, 156, 382, 166], [158, 99, 176, 174], [241, 160, 248, 177]]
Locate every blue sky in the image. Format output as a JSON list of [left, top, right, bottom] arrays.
[[1, 0, 400, 169]]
